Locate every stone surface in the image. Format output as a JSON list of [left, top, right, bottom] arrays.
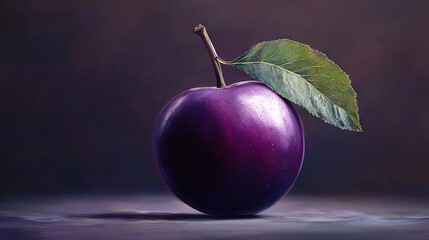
[[0, 194, 428, 240]]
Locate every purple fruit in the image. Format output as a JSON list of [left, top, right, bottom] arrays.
[[153, 81, 304, 216], [152, 25, 304, 216]]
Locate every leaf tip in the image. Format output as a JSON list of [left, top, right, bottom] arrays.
[[356, 125, 363, 133], [348, 122, 363, 132]]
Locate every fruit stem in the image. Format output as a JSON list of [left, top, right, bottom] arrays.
[[194, 24, 227, 88]]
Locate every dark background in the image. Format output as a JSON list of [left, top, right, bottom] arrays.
[[1, 0, 428, 197]]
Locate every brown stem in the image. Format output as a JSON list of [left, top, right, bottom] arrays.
[[194, 24, 226, 88]]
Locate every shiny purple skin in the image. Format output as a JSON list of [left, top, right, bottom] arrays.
[[153, 81, 304, 216]]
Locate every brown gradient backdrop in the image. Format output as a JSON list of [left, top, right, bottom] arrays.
[[1, 0, 428, 196]]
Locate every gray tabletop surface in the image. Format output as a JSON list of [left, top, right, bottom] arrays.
[[0, 194, 428, 240]]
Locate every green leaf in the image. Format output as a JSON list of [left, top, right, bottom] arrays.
[[222, 39, 362, 132]]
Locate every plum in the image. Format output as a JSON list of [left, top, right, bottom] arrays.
[[153, 80, 304, 216], [153, 25, 304, 216]]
